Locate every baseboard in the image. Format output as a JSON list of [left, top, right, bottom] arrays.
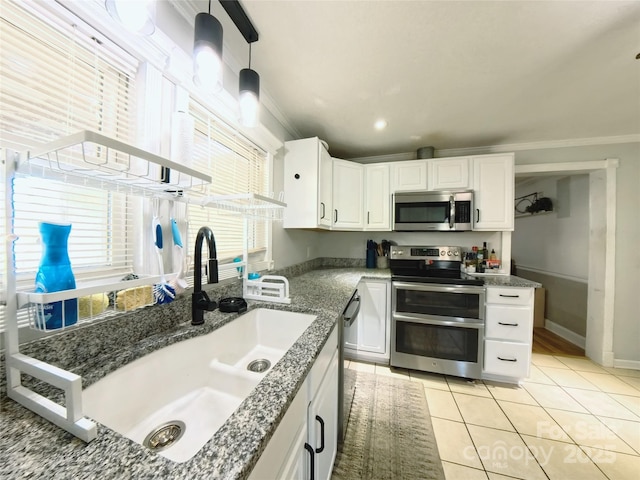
[[613, 358, 640, 370], [544, 320, 586, 349]]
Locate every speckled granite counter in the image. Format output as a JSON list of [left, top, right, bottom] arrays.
[[467, 274, 542, 288], [0, 262, 389, 480]]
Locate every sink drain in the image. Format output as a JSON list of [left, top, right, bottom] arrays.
[[143, 420, 185, 451], [247, 358, 271, 373]]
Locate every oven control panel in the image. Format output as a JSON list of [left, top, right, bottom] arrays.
[[390, 245, 462, 261]]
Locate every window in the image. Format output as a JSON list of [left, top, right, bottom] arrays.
[[187, 99, 270, 281], [0, 0, 138, 331]]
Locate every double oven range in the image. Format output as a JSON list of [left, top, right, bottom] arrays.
[[390, 245, 485, 379]]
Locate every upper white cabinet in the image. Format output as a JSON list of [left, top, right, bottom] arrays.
[[390, 160, 428, 192], [428, 157, 471, 190], [364, 163, 391, 231], [332, 158, 364, 229], [471, 153, 515, 231], [283, 137, 332, 229]]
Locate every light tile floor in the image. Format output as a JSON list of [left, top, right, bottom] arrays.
[[348, 354, 640, 479]]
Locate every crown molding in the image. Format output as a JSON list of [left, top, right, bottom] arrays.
[[436, 134, 640, 157], [350, 134, 639, 163]]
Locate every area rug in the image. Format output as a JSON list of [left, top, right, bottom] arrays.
[[332, 370, 445, 480]]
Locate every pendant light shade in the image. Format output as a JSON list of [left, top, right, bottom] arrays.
[[105, 0, 156, 35], [193, 12, 223, 93], [239, 67, 260, 127]]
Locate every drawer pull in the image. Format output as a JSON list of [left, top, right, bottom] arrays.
[[499, 294, 520, 298], [498, 322, 519, 326], [498, 356, 518, 362]]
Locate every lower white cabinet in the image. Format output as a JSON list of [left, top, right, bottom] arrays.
[[483, 286, 534, 382], [249, 328, 339, 480], [344, 279, 390, 363], [307, 348, 339, 480]]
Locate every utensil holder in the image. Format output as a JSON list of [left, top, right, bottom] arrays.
[[376, 256, 389, 269]]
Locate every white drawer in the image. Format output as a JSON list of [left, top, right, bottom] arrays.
[[486, 287, 533, 306], [483, 340, 530, 378], [485, 305, 532, 342]]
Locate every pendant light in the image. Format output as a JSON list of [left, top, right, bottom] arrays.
[[239, 43, 260, 127], [105, 0, 156, 35], [193, 1, 224, 93]]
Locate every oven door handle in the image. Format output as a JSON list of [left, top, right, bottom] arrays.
[[393, 313, 484, 329], [392, 281, 486, 294]]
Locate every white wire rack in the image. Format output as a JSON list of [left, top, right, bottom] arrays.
[[199, 193, 286, 220], [17, 275, 162, 332], [17, 130, 211, 197]]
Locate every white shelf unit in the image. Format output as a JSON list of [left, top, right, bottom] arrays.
[[18, 130, 211, 198], [4, 131, 214, 443]]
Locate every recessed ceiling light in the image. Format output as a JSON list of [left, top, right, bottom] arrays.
[[374, 119, 388, 130]]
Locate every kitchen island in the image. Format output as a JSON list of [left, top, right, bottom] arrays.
[[0, 262, 388, 480]]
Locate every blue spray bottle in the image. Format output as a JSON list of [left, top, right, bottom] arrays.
[[35, 222, 78, 329]]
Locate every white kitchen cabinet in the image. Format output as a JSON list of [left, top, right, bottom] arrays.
[[428, 157, 471, 190], [482, 286, 533, 382], [390, 160, 428, 192], [283, 137, 332, 229], [307, 348, 339, 480], [364, 163, 391, 230], [332, 158, 364, 229], [249, 328, 339, 480], [472, 153, 514, 231], [345, 279, 390, 363]]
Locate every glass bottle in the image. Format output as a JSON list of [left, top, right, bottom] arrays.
[[35, 222, 78, 329]]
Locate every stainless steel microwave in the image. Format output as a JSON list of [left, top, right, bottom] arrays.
[[393, 191, 474, 231]]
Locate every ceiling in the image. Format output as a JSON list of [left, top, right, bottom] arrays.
[[189, 1, 640, 159]]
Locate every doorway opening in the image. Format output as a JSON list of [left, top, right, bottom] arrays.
[[515, 159, 618, 366]]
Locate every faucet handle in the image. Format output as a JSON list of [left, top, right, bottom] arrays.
[[192, 290, 217, 312]]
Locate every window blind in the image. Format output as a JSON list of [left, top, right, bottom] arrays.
[[187, 99, 270, 282], [0, 0, 138, 332]]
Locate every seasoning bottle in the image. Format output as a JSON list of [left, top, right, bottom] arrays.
[[490, 249, 497, 261], [476, 246, 484, 273]]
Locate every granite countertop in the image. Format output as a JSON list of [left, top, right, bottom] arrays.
[[472, 274, 542, 288], [0, 264, 389, 480]]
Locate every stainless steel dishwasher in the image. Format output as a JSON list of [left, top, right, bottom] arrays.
[[338, 288, 361, 444]]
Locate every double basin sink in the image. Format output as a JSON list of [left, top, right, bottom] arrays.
[[83, 308, 316, 463]]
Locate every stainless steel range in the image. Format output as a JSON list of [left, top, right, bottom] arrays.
[[390, 245, 485, 379]]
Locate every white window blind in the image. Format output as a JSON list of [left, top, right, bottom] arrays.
[[187, 99, 270, 281], [0, 0, 139, 332]]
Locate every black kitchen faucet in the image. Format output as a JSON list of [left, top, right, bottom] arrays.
[[191, 226, 218, 325]]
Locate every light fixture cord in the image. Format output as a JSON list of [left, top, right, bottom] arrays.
[[208, 0, 211, 14], [248, 43, 252, 69]]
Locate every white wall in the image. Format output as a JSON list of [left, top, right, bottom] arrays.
[[513, 175, 589, 280]]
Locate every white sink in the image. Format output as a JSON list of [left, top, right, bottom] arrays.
[[83, 308, 315, 463]]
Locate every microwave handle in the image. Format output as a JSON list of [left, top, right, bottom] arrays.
[[449, 195, 455, 229]]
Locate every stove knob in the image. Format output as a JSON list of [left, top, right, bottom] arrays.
[[440, 251, 445, 256], [447, 251, 452, 256], [453, 250, 459, 256]]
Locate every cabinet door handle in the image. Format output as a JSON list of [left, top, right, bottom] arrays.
[[367, 211, 370, 224], [498, 356, 518, 362], [334, 209, 338, 223], [304, 442, 315, 480], [320, 202, 325, 219], [315, 415, 325, 453], [498, 322, 519, 326], [475, 208, 480, 223], [499, 294, 520, 298]]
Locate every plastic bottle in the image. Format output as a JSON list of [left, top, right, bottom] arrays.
[[35, 222, 78, 329]]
